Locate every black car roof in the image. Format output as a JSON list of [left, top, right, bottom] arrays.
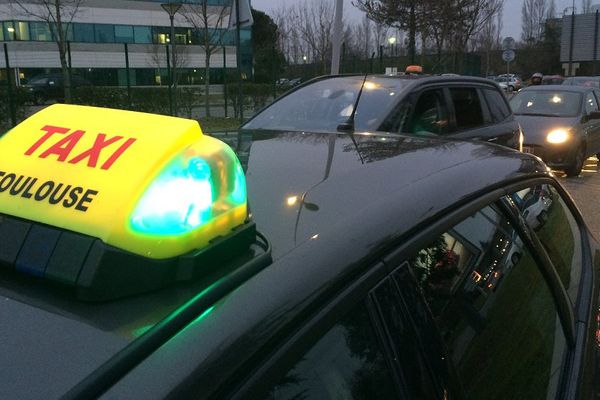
[[100, 131, 551, 399], [3, 130, 550, 398], [311, 73, 499, 89], [236, 130, 543, 259]]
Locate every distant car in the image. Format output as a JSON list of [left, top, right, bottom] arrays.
[[543, 75, 564, 85], [276, 78, 290, 86], [494, 75, 521, 91], [511, 185, 553, 230], [23, 73, 92, 104], [244, 74, 522, 150], [562, 76, 600, 88], [510, 85, 600, 176], [287, 77, 302, 86]]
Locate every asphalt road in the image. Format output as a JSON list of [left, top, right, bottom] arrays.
[[556, 156, 600, 240]]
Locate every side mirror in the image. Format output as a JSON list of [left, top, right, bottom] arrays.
[[588, 110, 600, 120]]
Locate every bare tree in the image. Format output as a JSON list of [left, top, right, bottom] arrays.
[[182, 1, 231, 117], [472, 0, 503, 75], [357, 15, 373, 59], [452, 0, 504, 52], [582, 0, 593, 13], [11, 0, 84, 103], [547, 0, 556, 18], [353, 0, 425, 64], [148, 44, 190, 85], [521, 0, 547, 44], [294, 0, 336, 72]]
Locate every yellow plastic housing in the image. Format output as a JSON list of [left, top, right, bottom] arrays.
[[0, 104, 247, 259]]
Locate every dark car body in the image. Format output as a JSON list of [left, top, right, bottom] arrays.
[[24, 73, 91, 104], [1, 129, 598, 399], [243, 74, 523, 150], [511, 85, 600, 176]]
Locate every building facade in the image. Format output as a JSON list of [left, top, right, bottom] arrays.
[[0, 0, 252, 86]]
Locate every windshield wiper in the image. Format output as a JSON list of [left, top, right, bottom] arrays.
[[515, 112, 562, 117]]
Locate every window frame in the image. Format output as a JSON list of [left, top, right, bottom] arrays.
[[230, 261, 405, 400], [380, 177, 587, 398]]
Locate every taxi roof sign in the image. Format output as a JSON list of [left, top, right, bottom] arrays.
[[0, 105, 251, 298]]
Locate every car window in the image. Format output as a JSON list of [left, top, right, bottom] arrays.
[[242, 76, 410, 133], [449, 87, 484, 130], [408, 204, 567, 399], [264, 301, 398, 399], [510, 185, 582, 306], [585, 92, 598, 114], [371, 278, 438, 398], [483, 88, 511, 122], [406, 89, 449, 135], [378, 100, 412, 133]]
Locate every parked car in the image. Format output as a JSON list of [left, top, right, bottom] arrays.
[[543, 75, 565, 85], [563, 76, 600, 88], [244, 74, 523, 150], [23, 73, 92, 104], [510, 85, 600, 176], [494, 75, 522, 91], [1, 104, 598, 399]]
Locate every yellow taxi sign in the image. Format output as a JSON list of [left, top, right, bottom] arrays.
[[0, 104, 247, 259]]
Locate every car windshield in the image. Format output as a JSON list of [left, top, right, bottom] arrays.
[[563, 77, 600, 88], [509, 90, 582, 117], [242, 76, 410, 132]]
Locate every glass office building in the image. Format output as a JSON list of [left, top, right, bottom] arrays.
[[0, 0, 252, 86]]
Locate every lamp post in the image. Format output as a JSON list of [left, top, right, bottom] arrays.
[[161, 2, 181, 114], [388, 36, 396, 57]]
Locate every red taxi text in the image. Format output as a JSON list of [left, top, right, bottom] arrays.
[[24, 125, 137, 170]]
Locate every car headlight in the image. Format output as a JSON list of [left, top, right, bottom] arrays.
[[546, 129, 569, 144]]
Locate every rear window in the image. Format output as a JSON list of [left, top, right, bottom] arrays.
[[483, 88, 511, 122]]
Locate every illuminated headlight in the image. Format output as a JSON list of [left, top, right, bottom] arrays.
[[130, 147, 247, 235], [546, 129, 569, 144]]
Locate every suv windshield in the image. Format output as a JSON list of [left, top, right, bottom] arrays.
[[509, 90, 582, 117], [243, 76, 410, 132]]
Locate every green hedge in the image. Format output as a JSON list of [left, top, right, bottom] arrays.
[[0, 87, 29, 131], [72, 86, 204, 118], [225, 83, 278, 116]]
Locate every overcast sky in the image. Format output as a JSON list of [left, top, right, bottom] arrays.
[[250, 0, 579, 40]]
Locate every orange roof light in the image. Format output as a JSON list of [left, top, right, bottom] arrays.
[[405, 65, 423, 74]]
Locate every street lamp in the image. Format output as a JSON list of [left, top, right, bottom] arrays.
[[303, 55, 307, 63], [161, 2, 181, 115], [388, 36, 396, 57]]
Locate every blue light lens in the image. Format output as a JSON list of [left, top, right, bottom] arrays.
[[130, 157, 214, 235]]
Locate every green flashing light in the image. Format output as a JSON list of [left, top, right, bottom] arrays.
[[131, 157, 214, 235]]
